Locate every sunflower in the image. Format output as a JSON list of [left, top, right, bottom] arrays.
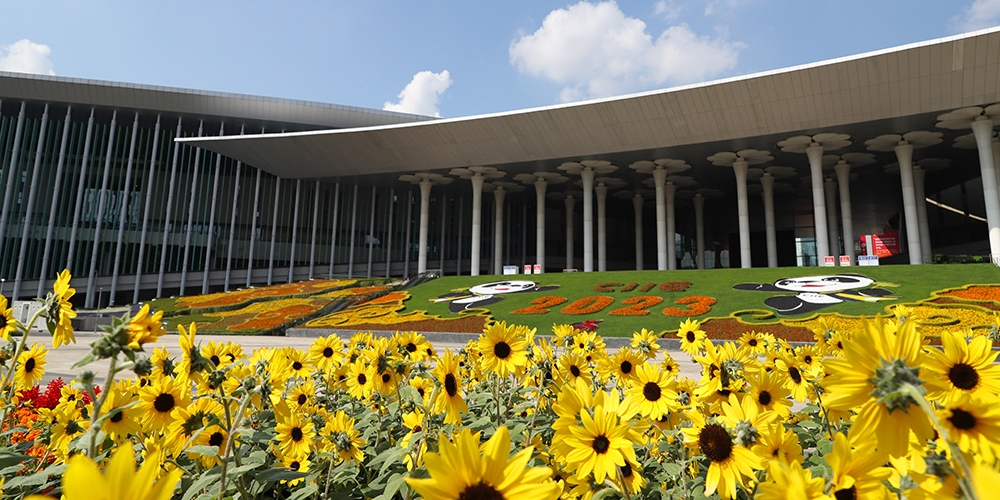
[[165, 396, 226, 457], [188, 424, 229, 467], [431, 349, 467, 425], [374, 366, 402, 396], [617, 460, 647, 496], [345, 361, 376, 401], [744, 367, 793, 418], [274, 448, 311, 486], [936, 394, 1000, 463], [283, 347, 313, 380], [755, 461, 828, 500], [622, 363, 677, 420], [410, 376, 435, 407], [0, 295, 17, 340], [630, 328, 660, 358], [100, 381, 141, 443], [676, 318, 707, 355], [718, 393, 777, 448], [600, 348, 643, 384], [15, 343, 47, 389], [136, 375, 191, 433], [924, 330, 1000, 402], [42, 404, 89, 459], [48, 269, 77, 348], [401, 410, 427, 469], [737, 331, 772, 355], [321, 410, 367, 464], [557, 351, 592, 386], [407, 426, 560, 500], [394, 330, 432, 361], [682, 411, 761, 500], [151, 346, 177, 378], [825, 331, 849, 357], [571, 329, 606, 362], [822, 317, 934, 458], [477, 321, 529, 378], [201, 341, 230, 369], [28, 445, 182, 500], [552, 323, 577, 348], [125, 304, 165, 351], [275, 412, 316, 459], [308, 335, 345, 372], [774, 352, 811, 402], [565, 404, 638, 483], [794, 344, 825, 377], [826, 435, 892, 500], [288, 380, 316, 410], [751, 423, 802, 467]]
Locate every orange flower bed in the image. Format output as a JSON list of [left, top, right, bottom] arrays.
[[176, 279, 357, 308], [938, 285, 1000, 303], [662, 296, 716, 317], [593, 283, 624, 292], [206, 299, 332, 331], [511, 296, 568, 314], [560, 296, 614, 314], [607, 296, 663, 316]]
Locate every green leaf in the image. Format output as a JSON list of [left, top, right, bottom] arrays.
[[796, 420, 820, 429], [186, 445, 221, 456], [375, 473, 407, 500], [0, 452, 31, 469], [661, 463, 682, 476], [4, 464, 67, 489], [181, 469, 222, 500], [254, 467, 310, 485]]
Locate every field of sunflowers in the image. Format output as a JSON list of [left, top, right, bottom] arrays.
[[2, 270, 1000, 499]]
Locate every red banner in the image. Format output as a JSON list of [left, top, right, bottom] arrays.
[[859, 231, 900, 258]]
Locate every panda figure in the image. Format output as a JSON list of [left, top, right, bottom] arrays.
[[431, 280, 561, 313], [733, 274, 897, 316]]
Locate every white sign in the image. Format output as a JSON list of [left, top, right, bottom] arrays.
[[523, 265, 532, 274], [858, 255, 880, 266], [823, 256, 836, 267], [533, 264, 542, 274], [503, 266, 518, 275], [840, 255, 851, 266]]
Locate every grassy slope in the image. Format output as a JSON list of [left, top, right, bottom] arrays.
[[398, 264, 1000, 336]]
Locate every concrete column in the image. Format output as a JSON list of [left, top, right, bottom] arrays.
[[760, 173, 777, 268], [133, 116, 161, 302], [470, 173, 484, 276], [824, 177, 840, 257], [417, 181, 432, 273], [326, 183, 341, 279], [267, 178, 282, 285], [971, 117, 1000, 264], [535, 179, 547, 271], [403, 190, 412, 277], [834, 162, 856, 264], [806, 145, 830, 264], [733, 160, 751, 269], [67, 109, 95, 274], [893, 142, 924, 265], [581, 167, 595, 272], [246, 168, 263, 288], [632, 194, 643, 270], [0, 102, 26, 266], [653, 167, 668, 270], [310, 181, 321, 279], [13, 104, 49, 300], [289, 179, 303, 283], [110, 112, 140, 304], [38, 106, 74, 298], [203, 123, 225, 293], [493, 187, 505, 275], [665, 182, 677, 270], [366, 185, 377, 278], [596, 183, 608, 272], [912, 167, 931, 262], [179, 120, 204, 296], [384, 188, 394, 278], [694, 194, 706, 269], [86, 110, 118, 308], [565, 195, 576, 269], [224, 125, 245, 291]]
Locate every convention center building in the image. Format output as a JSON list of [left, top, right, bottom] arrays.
[[1, 27, 1000, 307]]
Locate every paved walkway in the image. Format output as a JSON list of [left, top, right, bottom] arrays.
[[26, 331, 702, 387]]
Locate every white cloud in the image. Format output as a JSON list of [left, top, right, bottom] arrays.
[[653, 0, 683, 20], [509, 1, 741, 102], [0, 39, 55, 75], [383, 70, 452, 117], [952, 0, 1000, 32]]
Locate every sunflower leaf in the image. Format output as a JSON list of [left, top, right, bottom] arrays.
[[254, 467, 310, 485]]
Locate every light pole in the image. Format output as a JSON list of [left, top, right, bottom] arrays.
[[98, 287, 103, 312], [1, 278, 5, 299]]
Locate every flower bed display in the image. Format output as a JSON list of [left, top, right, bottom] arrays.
[[5, 273, 1000, 500], [304, 291, 495, 332]]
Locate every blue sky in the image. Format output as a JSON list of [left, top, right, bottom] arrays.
[[1, 1, 999, 118]]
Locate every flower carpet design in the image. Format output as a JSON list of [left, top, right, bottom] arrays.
[[3, 270, 1000, 499]]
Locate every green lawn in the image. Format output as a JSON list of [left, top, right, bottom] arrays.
[[398, 264, 1000, 336]]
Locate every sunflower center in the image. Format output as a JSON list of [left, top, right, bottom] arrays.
[[458, 481, 504, 500], [686, 331, 696, 342], [24, 358, 35, 373], [493, 341, 512, 359], [591, 435, 611, 454], [109, 410, 123, 423], [417, 388, 425, 398], [357, 373, 367, 385], [620, 465, 633, 478], [323, 347, 334, 358], [153, 393, 175, 413], [382, 373, 392, 384], [620, 360, 633, 374], [291, 427, 304, 442], [292, 361, 303, 371], [210, 355, 221, 367], [748, 339, 758, 346], [834, 486, 858, 500], [643, 382, 661, 401], [406, 342, 417, 353], [570, 365, 581, 378], [209, 431, 225, 447], [804, 355, 812, 365], [297, 394, 307, 406], [949, 408, 977, 430], [948, 363, 980, 390], [698, 424, 733, 463], [413, 425, 422, 432], [0, 316, 6, 328], [289, 460, 301, 471], [758, 391, 772, 406], [788, 366, 802, 384], [445, 373, 458, 397]]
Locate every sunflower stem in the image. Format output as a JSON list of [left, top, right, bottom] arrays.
[[86, 353, 119, 458], [900, 383, 979, 500], [220, 390, 252, 498], [615, 465, 633, 500]]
